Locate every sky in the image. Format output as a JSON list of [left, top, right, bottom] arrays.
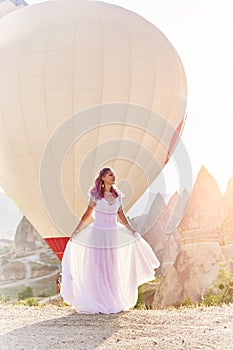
[[25, 0, 233, 196], [101, 0, 233, 196], [1, 0, 233, 206]]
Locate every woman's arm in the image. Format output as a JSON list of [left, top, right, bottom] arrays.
[[118, 206, 136, 234], [71, 199, 96, 238]]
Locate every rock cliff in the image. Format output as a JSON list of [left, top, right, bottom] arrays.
[[151, 167, 233, 308], [132, 166, 233, 308]]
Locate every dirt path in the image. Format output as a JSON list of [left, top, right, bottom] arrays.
[[0, 304, 233, 349]]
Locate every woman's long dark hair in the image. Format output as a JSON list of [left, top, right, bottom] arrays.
[[90, 167, 118, 200]]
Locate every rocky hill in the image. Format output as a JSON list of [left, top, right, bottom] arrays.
[[132, 166, 233, 308]]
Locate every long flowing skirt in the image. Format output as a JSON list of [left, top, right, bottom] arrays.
[[60, 224, 160, 314]]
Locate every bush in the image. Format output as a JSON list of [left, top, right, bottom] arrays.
[[0, 295, 10, 304], [134, 285, 147, 310], [134, 276, 162, 310], [203, 258, 233, 305], [18, 286, 34, 300], [17, 297, 39, 307], [202, 294, 223, 306], [180, 297, 194, 307]]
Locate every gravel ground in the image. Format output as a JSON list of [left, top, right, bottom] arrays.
[[0, 304, 233, 350]]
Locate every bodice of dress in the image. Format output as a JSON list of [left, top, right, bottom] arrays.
[[92, 196, 121, 229]]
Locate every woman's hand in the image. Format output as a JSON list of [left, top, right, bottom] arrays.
[[70, 230, 79, 239], [125, 223, 137, 234], [129, 228, 136, 234]]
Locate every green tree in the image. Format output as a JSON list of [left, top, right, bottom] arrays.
[[18, 286, 34, 300]]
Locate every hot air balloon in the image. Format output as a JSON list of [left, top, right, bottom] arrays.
[[0, 0, 187, 260], [0, 0, 26, 19]]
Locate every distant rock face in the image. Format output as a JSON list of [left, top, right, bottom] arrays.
[[165, 189, 190, 234], [172, 167, 227, 304], [151, 167, 233, 308], [179, 166, 227, 239], [13, 216, 47, 255], [132, 167, 233, 308], [132, 193, 165, 235], [132, 190, 188, 275]]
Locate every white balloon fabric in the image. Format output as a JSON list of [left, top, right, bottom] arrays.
[[0, 0, 187, 259]]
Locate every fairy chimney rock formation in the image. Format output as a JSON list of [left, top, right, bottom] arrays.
[[174, 167, 227, 301], [13, 216, 46, 255], [161, 190, 190, 233], [142, 194, 167, 252], [167, 189, 190, 233], [132, 193, 165, 235], [152, 167, 229, 307], [145, 193, 165, 234], [179, 166, 227, 243]]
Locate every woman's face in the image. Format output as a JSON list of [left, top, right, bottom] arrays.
[[102, 170, 116, 185]]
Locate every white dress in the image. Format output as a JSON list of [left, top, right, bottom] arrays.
[[61, 195, 160, 314]]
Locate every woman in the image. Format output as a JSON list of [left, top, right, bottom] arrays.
[[61, 167, 160, 314]]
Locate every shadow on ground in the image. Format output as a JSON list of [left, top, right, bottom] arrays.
[[1, 310, 125, 350]]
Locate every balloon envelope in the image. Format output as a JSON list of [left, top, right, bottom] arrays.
[[0, 0, 187, 259]]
